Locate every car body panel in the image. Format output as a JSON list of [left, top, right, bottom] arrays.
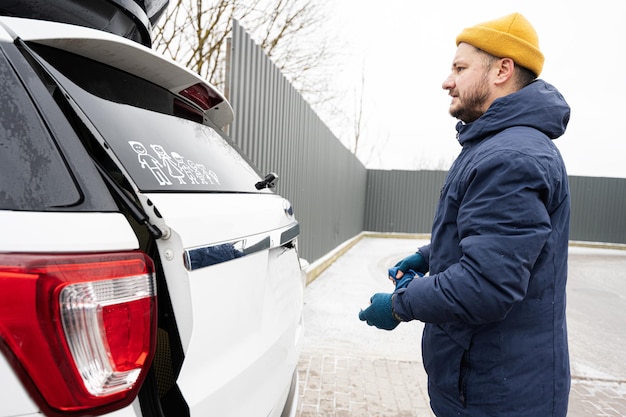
[[145, 193, 297, 250], [0, 354, 38, 417], [0, 211, 139, 252], [0, 354, 142, 417], [178, 248, 303, 415], [144, 192, 304, 416]]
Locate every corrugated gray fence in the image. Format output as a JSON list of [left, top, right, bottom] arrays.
[[226, 20, 625, 264], [227, 21, 367, 263], [364, 170, 626, 245]]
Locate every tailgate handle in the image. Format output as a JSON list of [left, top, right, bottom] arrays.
[[183, 223, 299, 271]]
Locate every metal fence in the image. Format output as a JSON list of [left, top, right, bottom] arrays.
[[364, 170, 626, 246], [364, 170, 446, 234], [227, 20, 367, 263], [226, 20, 626, 264], [568, 176, 626, 244]]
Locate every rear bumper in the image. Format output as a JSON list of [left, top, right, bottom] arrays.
[[279, 370, 299, 417]]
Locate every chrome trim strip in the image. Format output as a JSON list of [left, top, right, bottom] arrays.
[[183, 222, 299, 271]]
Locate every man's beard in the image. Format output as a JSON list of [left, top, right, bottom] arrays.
[[450, 76, 490, 123]]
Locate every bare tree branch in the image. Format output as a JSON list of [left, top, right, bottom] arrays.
[[152, 0, 337, 107], [352, 70, 365, 156]]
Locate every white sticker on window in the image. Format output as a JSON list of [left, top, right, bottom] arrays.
[[129, 140, 220, 186]]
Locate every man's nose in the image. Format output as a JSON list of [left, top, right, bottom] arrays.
[[442, 74, 454, 90]]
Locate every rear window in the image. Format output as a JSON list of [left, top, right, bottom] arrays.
[[30, 44, 263, 193], [0, 47, 81, 210]]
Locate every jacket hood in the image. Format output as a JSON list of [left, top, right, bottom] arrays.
[[456, 79, 570, 146]]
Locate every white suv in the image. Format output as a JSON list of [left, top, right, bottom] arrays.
[[0, 2, 304, 417]]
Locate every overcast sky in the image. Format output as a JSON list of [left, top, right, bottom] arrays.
[[322, 0, 625, 178]]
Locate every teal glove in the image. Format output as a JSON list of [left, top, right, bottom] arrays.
[[394, 251, 428, 275], [358, 293, 400, 330], [388, 267, 421, 290]]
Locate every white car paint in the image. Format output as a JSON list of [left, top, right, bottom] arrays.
[[0, 211, 139, 252], [144, 192, 304, 416]]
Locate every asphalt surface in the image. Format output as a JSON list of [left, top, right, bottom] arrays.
[[295, 235, 626, 417]]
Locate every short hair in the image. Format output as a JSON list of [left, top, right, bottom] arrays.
[[514, 65, 536, 88], [478, 47, 537, 89]]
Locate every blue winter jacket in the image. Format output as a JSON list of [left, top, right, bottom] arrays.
[[394, 80, 571, 417]]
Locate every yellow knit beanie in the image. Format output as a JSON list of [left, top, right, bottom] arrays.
[[455, 13, 544, 77]]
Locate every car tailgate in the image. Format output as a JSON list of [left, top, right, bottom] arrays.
[[144, 192, 304, 416]]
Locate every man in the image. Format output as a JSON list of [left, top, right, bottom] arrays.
[[359, 13, 571, 417]]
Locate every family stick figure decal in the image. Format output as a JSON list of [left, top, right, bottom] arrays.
[[129, 140, 220, 186]]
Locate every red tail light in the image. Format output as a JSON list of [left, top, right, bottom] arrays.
[[0, 251, 157, 415]]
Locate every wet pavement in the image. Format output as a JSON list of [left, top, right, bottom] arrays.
[[295, 234, 626, 416]]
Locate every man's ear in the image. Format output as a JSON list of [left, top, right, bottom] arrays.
[[495, 58, 515, 85]]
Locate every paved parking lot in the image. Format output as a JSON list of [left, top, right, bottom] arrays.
[[295, 235, 626, 416]]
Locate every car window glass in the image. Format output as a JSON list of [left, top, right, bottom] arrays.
[[0, 48, 81, 210], [30, 44, 263, 193]]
